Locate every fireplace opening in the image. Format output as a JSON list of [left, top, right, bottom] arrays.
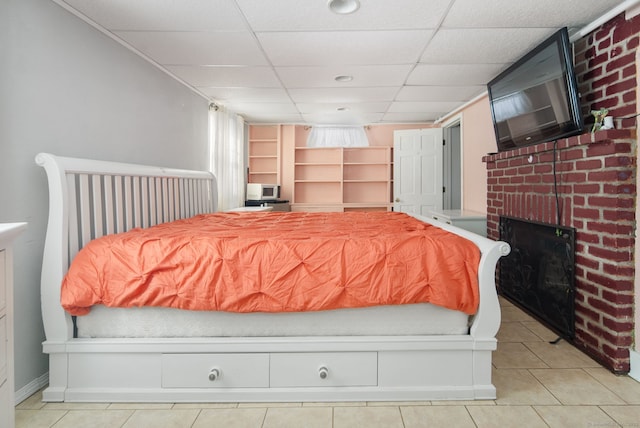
[[499, 216, 576, 339]]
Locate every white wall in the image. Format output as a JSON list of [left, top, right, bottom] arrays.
[[0, 0, 209, 397]]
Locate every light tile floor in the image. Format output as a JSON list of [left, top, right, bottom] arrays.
[[15, 298, 640, 427]]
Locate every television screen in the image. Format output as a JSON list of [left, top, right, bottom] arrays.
[[487, 27, 583, 152]]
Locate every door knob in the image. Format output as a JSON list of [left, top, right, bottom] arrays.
[[395, 198, 400, 202]]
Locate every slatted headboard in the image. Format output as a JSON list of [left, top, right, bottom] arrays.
[[35, 153, 217, 341]]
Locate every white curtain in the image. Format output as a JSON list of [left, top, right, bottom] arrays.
[[307, 126, 369, 148], [208, 105, 246, 211]]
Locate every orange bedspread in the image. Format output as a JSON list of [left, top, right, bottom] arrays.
[[61, 211, 481, 316]]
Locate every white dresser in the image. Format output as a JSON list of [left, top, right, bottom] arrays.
[[0, 223, 26, 428], [429, 209, 487, 237]]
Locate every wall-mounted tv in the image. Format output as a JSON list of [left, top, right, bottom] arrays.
[[487, 27, 583, 152]]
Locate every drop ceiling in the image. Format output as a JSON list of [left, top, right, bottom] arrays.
[[54, 0, 627, 125]]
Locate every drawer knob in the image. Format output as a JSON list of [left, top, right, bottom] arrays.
[[318, 366, 329, 379], [208, 368, 220, 382]]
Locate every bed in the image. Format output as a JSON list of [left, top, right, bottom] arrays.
[[36, 152, 510, 403]]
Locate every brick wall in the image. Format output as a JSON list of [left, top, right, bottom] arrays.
[[484, 13, 639, 373], [574, 13, 640, 131]]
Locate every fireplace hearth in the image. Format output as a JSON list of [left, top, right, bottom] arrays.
[[499, 216, 576, 339]]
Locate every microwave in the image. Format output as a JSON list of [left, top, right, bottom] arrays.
[[246, 183, 280, 200]]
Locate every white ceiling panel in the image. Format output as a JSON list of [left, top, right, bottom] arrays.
[[257, 30, 433, 66], [420, 28, 555, 64], [200, 88, 291, 103], [443, 0, 625, 28], [52, 0, 631, 125], [166, 66, 281, 88], [388, 101, 464, 113], [236, 0, 451, 31], [288, 87, 400, 103], [407, 64, 507, 86], [396, 86, 486, 102], [114, 31, 268, 66], [297, 102, 391, 115], [276, 65, 413, 88], [62, 0, 247, 31]]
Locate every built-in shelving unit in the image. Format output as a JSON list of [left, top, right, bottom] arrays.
[[292, 147, 393, 212], [248, 125, 280, 184]]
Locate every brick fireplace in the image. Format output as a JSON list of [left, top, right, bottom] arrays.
[[484, 129, 635, 372], [482, 12, 639, 373]]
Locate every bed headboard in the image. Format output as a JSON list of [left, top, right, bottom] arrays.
[[36, 153, 218, 341]]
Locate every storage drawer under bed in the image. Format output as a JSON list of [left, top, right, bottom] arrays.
[[270, 352, 377, 387], [162, 353, 269, 388], [161, 352, 378, 389]]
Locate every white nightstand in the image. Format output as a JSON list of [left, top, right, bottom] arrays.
[[429, 209, 487, 237], [0, 223, 26, 428]]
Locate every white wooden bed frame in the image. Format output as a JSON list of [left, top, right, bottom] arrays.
[[36, 152, 510, 403]]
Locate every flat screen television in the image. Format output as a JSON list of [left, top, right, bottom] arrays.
[[487, 27, 583, 152]]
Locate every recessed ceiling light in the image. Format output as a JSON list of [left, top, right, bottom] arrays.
[[328, 0, 360, 15], [334, 75, 353, 82]]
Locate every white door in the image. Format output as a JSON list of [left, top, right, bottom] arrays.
[[393, 128, 443, 215]]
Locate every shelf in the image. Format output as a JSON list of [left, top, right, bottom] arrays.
[[294, 181, 342, 204], [295, 148, 342, 164], [295, 180, 342, 183], [291, 203, 391, 213], [292, 146, 392, 209], [248, 125, 281, 184]]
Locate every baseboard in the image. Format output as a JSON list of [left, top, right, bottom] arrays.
[[15, 372, 49, 405], [630, 350, 640, 382]]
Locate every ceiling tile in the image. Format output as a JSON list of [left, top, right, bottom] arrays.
[[443, 0, 624, 28], [114, 31, 268, 66], [388, 101, 464, 113], [257, 30, 432, 66], [236, 0, 451, 31], [296, 102, 391, 114], [276, 65, 413, 88], [396, 85, 486, 102], [62, 0, 247, 31], [200, 88, 291, 103], [166, 66, 281, 88], [407, 64, 507, 86], [288, 87, 399, 103], [420, 28, 555, 64]]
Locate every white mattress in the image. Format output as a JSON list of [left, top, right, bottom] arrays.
[[77, 303, 471, 338]]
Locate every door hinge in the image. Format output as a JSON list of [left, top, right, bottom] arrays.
[[442, 139, 446, 146], [443, 186, 446, 193]]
